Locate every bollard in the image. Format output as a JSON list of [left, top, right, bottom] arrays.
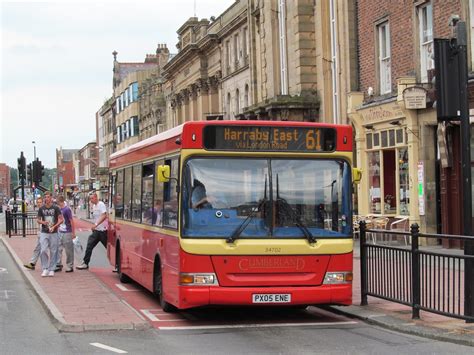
[[359, 220, 368, 306], [411, 223, 420, 319]]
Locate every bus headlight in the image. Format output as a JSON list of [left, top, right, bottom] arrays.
[[179, 273, 219, 286], [323, 272, 353, 284]]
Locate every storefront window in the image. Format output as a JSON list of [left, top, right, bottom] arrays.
[[399, 148, 409, 215], [368, 151, 381, 213], [383, 150, 396, 213]]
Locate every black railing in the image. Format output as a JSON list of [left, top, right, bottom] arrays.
[[5, 210, 38, 237], [359, 221, 474, 322]]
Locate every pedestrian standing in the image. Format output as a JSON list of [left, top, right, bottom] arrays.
[[23, 196, 44, 270], [37, 191, 63, 277], [76, 192, 108, 270], [55, 195, 76, 272]]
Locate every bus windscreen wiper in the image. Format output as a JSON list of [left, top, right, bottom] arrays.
[[276, 198, 317, 244], [227, 198, 267, 244], [227, 176, 268, 244]]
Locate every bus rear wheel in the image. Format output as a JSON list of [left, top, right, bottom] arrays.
[[154, 262, 176, 313], [116, 243, 131, 283]]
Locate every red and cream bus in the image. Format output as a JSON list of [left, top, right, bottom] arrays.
[[107, 121, 357, 311]]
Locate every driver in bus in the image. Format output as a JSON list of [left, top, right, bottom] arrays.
[[191, 180, 213, 209]]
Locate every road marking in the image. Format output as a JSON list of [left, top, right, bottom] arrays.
[[0, 267, 7, 273], [90, 343, 127, 353], [158, 321, 358, 330], [0, 290, 14, 300], [141, 309, 161, 321], [115, 283, 139, 292]]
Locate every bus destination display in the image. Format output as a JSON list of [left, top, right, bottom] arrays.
[[204, 126, 336, 152]]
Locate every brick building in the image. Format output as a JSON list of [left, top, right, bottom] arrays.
[[56, 148, 79, 198], [348, 0, 473, 239], [0, 163, 11, 202]]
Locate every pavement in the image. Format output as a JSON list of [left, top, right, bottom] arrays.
[[1, 209, 473, 346]]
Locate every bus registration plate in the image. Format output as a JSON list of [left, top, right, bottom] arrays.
[[252, 294, 291, 303]]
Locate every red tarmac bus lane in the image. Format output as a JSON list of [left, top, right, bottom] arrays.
[[92, 268, 357, 330]]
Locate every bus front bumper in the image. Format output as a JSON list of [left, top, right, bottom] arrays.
[[177, 284, 352, 309]]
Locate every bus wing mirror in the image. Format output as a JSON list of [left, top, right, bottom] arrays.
[[157, 165, 170, 183], [352, 168, 362, 184]]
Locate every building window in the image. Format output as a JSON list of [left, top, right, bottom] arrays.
[[368, 151, 381, 213], [226, 40, 231, 74], [131, 82, 139, 101], [244, 84, 249, 108], [378, 21, 391, 94], [367, 132, 409, 215], [116, 97, 121, 113], [130, 116, 139, 137], [418, 2, 433, 83], [235, 89, 240, 115], [124, 89, 128, 108], [398, 148, 409, 215], [234, 33, 240, 69], [121, 123, 126, 141], [243, 27, 248, 63], [117, 126, 122, 144], [227, 92, 232, 119]]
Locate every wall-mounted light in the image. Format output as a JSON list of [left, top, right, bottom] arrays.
[[364, 124, 374, 130], [390, 120, 401, 126]]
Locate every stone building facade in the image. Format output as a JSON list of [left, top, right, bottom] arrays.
[[244, 0, 356, 123], [112, 46, 169, 150], [162, 17, 223, 127], [163, 0, 356, 125]]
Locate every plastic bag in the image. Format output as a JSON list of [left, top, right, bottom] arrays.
[[73, 237, 84, 261]]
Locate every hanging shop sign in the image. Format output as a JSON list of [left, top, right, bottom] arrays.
[[403, 87, 427, 109]]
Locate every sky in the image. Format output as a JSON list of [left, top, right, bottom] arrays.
[[0, 0, 235, 169]]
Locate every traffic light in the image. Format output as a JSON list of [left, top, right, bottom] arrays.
[[33, 158, 45, 184], [434, 38, 460, 121], [17, 153, 26, 180], [26, 163, 33, 187]]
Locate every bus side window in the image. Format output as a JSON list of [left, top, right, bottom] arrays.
[[163, 158, 178, 228], [123, 167, 132, 220], [115, 170, 124, 218], [141, 163, 155, 225], [131, 164, 142, 223], [153, 160, 164, 227]]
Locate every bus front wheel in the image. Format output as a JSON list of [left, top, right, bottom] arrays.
[[153, 261, 176, 313]]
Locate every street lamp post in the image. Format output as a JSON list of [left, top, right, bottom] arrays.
[[32, 141, 36, 160]]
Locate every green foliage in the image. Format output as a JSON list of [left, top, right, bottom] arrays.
[[10, 168, 18, 187]]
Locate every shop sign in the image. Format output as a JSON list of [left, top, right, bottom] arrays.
[[360, 102, 403, 125], [403, 87, 427, 109], [417, 161, 425, 216]]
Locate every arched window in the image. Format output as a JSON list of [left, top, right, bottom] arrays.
[[244, 84, 249, 108], [235, 89, 240, 115], [227, 93, 232, 119]]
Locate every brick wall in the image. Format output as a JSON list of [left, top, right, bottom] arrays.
[[357, 0, 462, 99]]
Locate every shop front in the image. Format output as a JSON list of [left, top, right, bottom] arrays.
[[348, 77, 439, 241]]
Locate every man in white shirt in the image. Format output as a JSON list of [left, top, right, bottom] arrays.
[[76, 192, 108, 270]]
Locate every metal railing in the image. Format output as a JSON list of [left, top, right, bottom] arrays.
[[5, 210, 38, 237], [359, 221, 474, 322]]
